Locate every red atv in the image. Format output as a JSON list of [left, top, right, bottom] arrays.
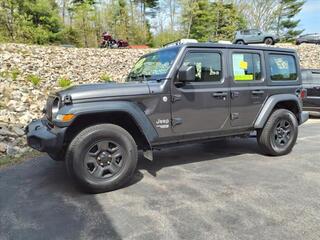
[[100, 32, 129, 48]]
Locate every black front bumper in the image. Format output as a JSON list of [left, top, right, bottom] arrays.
[[26, 119, 66, 154]]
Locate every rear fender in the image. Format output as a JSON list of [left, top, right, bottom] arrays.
[[254, 94, 302, 128]]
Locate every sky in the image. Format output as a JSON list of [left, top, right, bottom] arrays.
[[297, 0, 320, 33]]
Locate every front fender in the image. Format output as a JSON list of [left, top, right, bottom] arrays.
[[254, 94, 302, 129], [53, 101, 158, 144]]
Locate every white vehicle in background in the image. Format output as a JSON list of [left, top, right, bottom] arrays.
[[163, 39, 198, 47]]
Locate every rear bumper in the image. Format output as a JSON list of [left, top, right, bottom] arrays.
[[26, 119, 66, 154], [299, 111, 309, 125], [304, 106, 320, 112]]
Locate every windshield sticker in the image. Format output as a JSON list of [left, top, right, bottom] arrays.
[[240, 61, 248, 70], [234, 74, 253, 81]]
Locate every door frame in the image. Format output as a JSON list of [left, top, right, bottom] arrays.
[[169, 47, 231, 135], [227, 48, 268, 128]]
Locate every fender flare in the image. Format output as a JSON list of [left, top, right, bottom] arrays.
[[54, 101, 158, 146], [254, 94, 302, 129]]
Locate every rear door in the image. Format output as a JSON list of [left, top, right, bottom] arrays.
[[229, 49, 268, 127]]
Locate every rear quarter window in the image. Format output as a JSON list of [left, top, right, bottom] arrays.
[[269, 54, 297, 81]]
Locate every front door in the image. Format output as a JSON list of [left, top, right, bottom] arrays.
[[171, 49, 230, 134], [229, 50, 268, 127]]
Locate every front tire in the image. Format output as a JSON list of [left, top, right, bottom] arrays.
[[236, 40, 245, 45], [66, 124, 138, 193], [257, 109, 298, 156]]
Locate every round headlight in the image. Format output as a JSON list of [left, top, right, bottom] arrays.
[[52, 97, 60, 118]]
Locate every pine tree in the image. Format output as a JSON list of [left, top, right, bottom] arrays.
[[277, 0, 305, 40], [186, 0, 246, 42]]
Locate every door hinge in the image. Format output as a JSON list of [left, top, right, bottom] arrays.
[[231, 113, 239, 120], [171, 94, 182, 103], [172, 117, 183, 127], [231, 91, 240, 99]]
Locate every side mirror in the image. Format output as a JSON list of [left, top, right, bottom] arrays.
[[178, 65, 196, 82], [258, 32, 262, 35]]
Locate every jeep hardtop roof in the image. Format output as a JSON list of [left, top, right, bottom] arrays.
[[143, 42, 296, 58], [169, 42, 296, 53]]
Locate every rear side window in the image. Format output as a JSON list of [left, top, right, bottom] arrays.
[[269, 54, 297, 81], [232, 53, 262, 81]]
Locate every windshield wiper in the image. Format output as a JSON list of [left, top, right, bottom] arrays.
[[129, 74, 153, 82]]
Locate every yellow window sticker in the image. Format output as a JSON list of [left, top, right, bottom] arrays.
[[239, 61, 248, 70], [234, 74, 253, 81]]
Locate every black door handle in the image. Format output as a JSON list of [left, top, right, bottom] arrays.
[[251, 90, 264, 95], [212, 92, 228, 98]]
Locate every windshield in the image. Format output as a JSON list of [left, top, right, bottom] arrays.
[[127, 47, 180, 81]]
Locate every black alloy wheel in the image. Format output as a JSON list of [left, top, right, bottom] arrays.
[[257, 109, 298, 156], [271, 119, 293, 151], [85, 140, 124, 179]]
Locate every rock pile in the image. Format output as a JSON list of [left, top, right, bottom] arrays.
[[0, 43, 319, 158], [0, 43, 152, 157]]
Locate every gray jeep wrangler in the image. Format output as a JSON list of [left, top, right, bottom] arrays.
[[234, 29, 280, 45], [26, 43, 309, 193]]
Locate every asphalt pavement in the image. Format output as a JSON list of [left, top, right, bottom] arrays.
[[1, 119, 320, 240]]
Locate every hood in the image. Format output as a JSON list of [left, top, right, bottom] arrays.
[[57, 82, 150, 102]]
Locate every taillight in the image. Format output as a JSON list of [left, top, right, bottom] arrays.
[[299, 89, 307, 99]]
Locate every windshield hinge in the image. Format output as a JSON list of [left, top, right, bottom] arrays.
[[171, 94, 182, 103], [172, 117, 183, 127]]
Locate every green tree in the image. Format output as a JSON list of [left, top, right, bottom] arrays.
[[72, 0, 96, 47], [0, 0, 62, 44], [185, 0, 246, 42], [276, 0, 305, 40]]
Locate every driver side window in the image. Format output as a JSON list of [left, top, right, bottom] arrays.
[[181, 52, 222, 82]]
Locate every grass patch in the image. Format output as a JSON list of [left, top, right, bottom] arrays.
[[100, 73, 113, 82], [0, 150, 41, 168], [11, 68, 21, 81], [0, 70, 10, 78], [26, 74, 41, 86], [0, 68, 21, 80], [58, 77, 72, 88]]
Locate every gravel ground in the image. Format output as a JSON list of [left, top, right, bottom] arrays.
[[0, 119, 320, 240]]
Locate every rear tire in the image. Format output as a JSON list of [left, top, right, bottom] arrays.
[[264, 37, 274, 45], [66, 124, 138, 193], [257, 109, 298, 156]]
